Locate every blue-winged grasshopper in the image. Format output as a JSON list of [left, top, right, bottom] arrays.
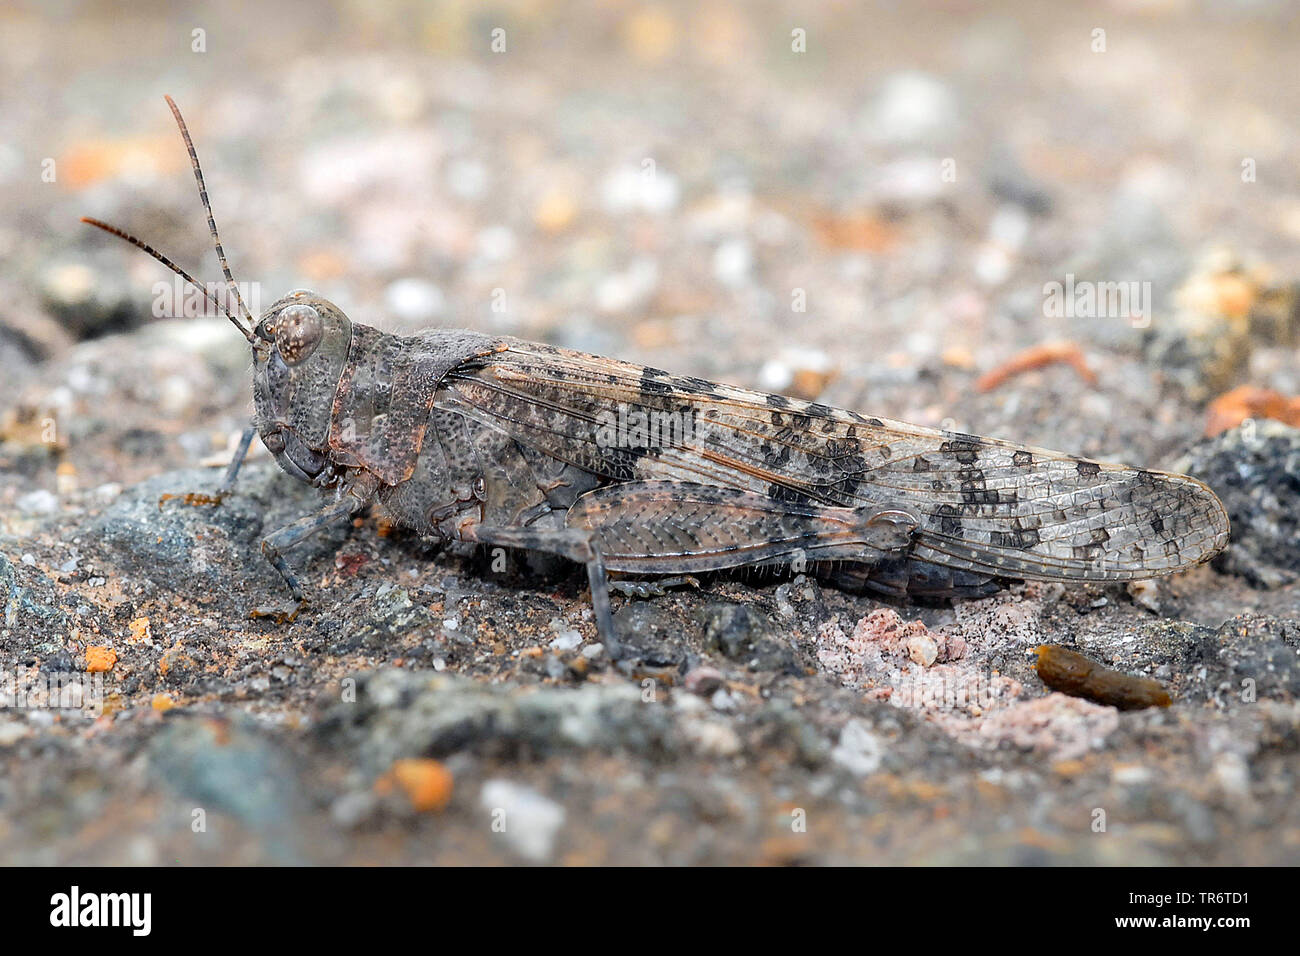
[[82, 98, 1231, 651]]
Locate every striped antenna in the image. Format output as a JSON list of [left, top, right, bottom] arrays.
[[80, 217, 256, 342], [164, 94, 253, 327]]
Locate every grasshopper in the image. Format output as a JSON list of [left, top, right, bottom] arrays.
[[83, 98, 1230, 650]]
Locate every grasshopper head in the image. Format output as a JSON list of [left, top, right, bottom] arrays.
[[250, 291, 353, 482]]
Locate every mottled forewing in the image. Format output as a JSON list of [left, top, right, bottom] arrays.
[[437, 343, 1229, 581]]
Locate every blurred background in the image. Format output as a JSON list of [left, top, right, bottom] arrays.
[[1, 0, 1298, 866], [4, 0, 1299, 497]]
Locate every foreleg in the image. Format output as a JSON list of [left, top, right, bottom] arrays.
[[158, 424, 258, 508], [250, 492, 366, 623]]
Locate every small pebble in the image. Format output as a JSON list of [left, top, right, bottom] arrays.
[[84, 646, 116, 673], [906, 634, 939, 667], [868, 71, 957, 143], [549, 629, 583, 652], [479, 780, 565, 862], [331, 790, 379, 828], [1127, 580, 1161, 613], [17, 490, 59, 515], [713, 238, 753, 288], [601, 164, 679, 214], [831, 719, 885, 776], [378, 758, 454, 813], [710, 688, 737, 711], [684, 666, 725, 696]]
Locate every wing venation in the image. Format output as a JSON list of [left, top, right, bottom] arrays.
[[434, 342, 1230, 580]]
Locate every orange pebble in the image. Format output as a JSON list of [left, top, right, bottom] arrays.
[[1205, 385, 1300, 436], [85, 646, 117, 673], [381, 758, 454, 813]]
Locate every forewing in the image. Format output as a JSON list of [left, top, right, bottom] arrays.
[[436, 342, 1229, 582]]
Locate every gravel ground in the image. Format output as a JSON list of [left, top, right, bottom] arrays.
[[1, 0, 1298, 865]]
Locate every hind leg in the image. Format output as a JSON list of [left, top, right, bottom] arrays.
[[826, 556, 1005, 602]]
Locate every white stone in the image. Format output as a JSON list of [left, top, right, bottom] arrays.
[[713, 239, 753, 288], [549, 629, 583, 652], [831, 719, 885, 776], [480, 780, 566, 862], [17, 490, 58, 515]]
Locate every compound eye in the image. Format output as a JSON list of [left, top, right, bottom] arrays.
[[274, 304, 323, 365]]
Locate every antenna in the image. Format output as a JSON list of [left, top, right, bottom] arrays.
[[164, 94, 253, 326], [80, 217, 255, 342]]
